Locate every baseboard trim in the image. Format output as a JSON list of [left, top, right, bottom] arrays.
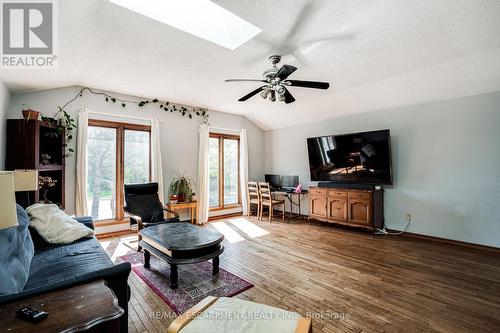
[[208, 212, 243, 221], [94, 220, 129, 227], [95, 229, 134, 239], [387, 229, 500, 253]]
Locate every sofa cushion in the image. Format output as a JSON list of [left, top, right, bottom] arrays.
[[0, 205, 35, 295], [24, 237, 114, 291]]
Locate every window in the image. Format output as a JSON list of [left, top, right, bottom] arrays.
[[209, 133, 240, 210], [87, 126, 117, 220], [87, 119, 151, 221], [124, 130, 150, 185]]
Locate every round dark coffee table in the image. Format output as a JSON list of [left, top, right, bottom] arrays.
[[139, 222, 224, 289]]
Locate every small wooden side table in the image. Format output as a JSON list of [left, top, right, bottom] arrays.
[[166, 201, 198, 224], [0, 279, 123, 333]]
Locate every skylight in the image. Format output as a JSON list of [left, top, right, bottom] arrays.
[[109, 0, 261, 50]]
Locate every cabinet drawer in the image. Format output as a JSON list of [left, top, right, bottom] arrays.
[[328, 190, 347, 197], [348, 191, 372, 200], [310, 188, 326, 195]]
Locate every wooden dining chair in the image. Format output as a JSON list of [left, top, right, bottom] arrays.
[[258, 182, 285, 223], [247, 181, 260, 218]]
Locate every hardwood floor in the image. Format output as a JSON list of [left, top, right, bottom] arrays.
[[100, 217, 500, 333]]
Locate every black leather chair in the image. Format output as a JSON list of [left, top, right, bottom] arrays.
[[123, 183, 180, 251]]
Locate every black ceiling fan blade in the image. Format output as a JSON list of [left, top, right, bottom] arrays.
[[274, 65, 297, 80], [286, 80, 329, 89], [283, 88, 296, 104], [238, 86, 266, 101], [225, 79, 267, 83]]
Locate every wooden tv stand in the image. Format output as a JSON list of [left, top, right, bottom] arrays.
[[308, 186, 384, 231]]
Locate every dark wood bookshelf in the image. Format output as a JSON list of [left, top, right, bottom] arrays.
[[38, 164, 64, 171], [6, 119, 66, 208]]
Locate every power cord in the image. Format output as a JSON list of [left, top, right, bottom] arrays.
[[375, 215, 411, 235]]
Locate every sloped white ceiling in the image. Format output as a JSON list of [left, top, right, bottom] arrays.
[[1, 0, 500, 129]]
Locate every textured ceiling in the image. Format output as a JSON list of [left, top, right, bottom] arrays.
[[1, 0, 500, 129]]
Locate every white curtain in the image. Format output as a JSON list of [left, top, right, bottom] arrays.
[[75, 108, 89, 216], [150, 118, 165, 203], [197, 123, 210, 225], [239, 129, 249, 215]]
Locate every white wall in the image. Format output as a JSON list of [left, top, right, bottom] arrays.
[[8, 86, 265, 216], [0, 80, 10, 170], [265, 91, 500, 248]]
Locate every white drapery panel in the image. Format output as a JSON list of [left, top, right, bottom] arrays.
[[150, 118, 165, 203], [197, 123, 210, 225], [75, 108, 89, 216], [239, 129, 249, 215]]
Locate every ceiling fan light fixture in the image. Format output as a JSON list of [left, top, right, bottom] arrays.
[[260, 88, 270, 99], [269, 90, 276, 102], [275, 85, 286, 95]]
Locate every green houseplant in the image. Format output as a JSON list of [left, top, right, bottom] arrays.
[[169, 175, 194, 203], [41, 106, 77, 157]]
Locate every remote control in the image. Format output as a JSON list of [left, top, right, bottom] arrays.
[[16, 307, 48, 323]]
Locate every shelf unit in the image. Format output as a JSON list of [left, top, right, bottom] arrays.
[[6, 119, 66, 208]]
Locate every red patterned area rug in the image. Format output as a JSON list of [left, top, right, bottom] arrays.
[[120, 252, 253, 314]]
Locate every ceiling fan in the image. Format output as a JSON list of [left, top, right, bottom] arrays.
[[247, 1, 356, 66], [225, 55, 329, 104]]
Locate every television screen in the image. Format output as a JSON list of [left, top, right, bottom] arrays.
[[265, 174, 281, 190], [281, 175, 299, 189], [307, 129, 392, 184]]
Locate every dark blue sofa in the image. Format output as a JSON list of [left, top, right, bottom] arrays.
[[0, 208, 131, 332]]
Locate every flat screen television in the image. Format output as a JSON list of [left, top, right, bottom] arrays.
[[307, 129, 392, 185], [265, 174, 281, 190]]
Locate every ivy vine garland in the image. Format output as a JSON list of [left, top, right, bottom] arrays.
[[40, 87, 208, 158], [63, 87, 209, 120]]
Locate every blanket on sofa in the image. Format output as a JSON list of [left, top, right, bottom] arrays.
[[0, 205, 34, 295], [27, 204, 94, 244]]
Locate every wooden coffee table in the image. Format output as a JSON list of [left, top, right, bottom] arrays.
[[0, 280, 123, 333], [139, 222, 224, 289]]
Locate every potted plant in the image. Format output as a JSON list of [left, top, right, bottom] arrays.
[[169, 194, 178, 204], [169, 175, 194, 203], [41, 106, 77, 157], [21, 104, 40, 120]]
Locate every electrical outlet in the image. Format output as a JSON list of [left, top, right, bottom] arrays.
[[406, 213, 412, 222]]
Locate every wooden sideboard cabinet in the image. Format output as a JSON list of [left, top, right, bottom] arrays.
[[309, 187, 327, 219], [309, 186, 384, 230]]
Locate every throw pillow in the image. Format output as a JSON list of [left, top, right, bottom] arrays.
[[26, 204, 94, 244]]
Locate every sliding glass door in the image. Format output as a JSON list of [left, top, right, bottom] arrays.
[[87, 120, 151, 222], [87, 126, 117, 220]]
